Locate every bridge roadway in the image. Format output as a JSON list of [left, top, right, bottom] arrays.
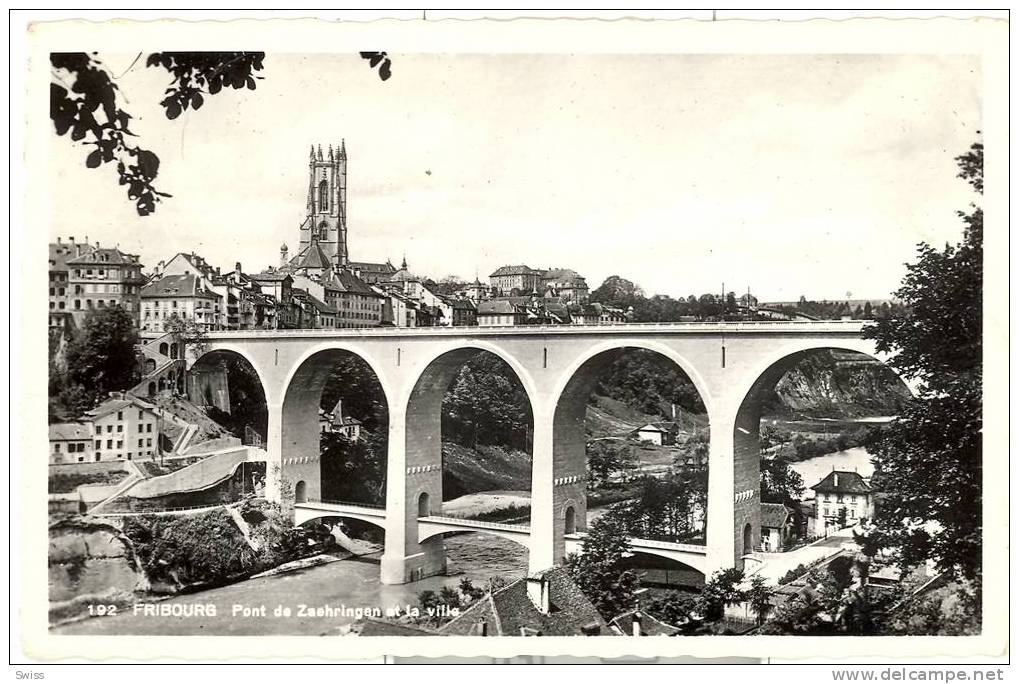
[[294, 500, 708, 574], [195, 320, 904, 584]]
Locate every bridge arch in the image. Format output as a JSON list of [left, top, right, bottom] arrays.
[[549, 342, 711, 562], [394, 343, 537, 582], [189, 346, 270, 445], [294, 510, 388, 534], [280, 345, 392, 505], [418, 526, 531, 551], [624, 550, 706, 584], [728, 342, 913, 568]]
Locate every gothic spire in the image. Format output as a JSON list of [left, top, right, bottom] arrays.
[[328, 144, 334, 161], [339, 139, 346, 158], [309, 145, 315, 160], [317, 144, 323, 161]]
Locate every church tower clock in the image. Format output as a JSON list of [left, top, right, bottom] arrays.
[[297, 141, 348, 267]]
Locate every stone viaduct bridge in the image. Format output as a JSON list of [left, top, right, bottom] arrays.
[[192, 321, 902, 585]]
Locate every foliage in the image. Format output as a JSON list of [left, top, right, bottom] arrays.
[[759, 453, 805, 503], [746, 575, 774, 625], [566, 514, 640, 619], [359, 52, 393, 81], [594, 349, 705, 415], [608, 470, 707, 542], [442, 352, 532, 450], [882, 578, 981, 635], [320, 432, 386, 505], [51, 306, 139, 415], [50, 51, 389, 215], [696, 568, 746, 622], [778, 563, 810, 585], [320, 354, 388, 434], [121, 510, 254, 587], [586, 440, 636, 488], [163, 312, 209, 358], [864, 140, 983, 582], [644, 590, 697, 626]]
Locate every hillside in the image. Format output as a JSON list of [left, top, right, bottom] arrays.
[[442, 442, 532, 501]]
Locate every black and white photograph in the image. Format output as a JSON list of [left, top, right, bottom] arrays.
[[12, 10, 1009, 668]]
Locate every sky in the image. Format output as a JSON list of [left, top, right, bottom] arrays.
[[48, 53, 981, 301]]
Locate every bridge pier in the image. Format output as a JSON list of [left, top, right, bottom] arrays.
[[264, 402, 283, 504], [381, 406, 446, 584]]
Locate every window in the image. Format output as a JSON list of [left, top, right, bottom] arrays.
[[95, 454, 101, 462], [138, 410, 144, 420], [106, 439, 113, 449], [54, 443, 61, 453], [106, 425, 113, 433], [318, 180, 329, 211], [74, 300, 81, 309], [138, 439, 143, 447], [116, 440, 123, 449], [146, 438, 152, 447], [117, 411, 123, 420], [95, 440, 101, 449]]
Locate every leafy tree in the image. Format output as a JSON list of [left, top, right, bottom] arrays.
[[320, 433, 386, 504], [746, 575, 774, 625], [644, 590, 697, 626], [163, 312, 209, 359], [760, 454, 805, 503], [51, 51, 390, 215], [586, 440, 635, 488], [594, 349, 705, 415], [864, 140, 983, 582], [565, 514, 640, 619], [319, 354, 388, 433], [441, 352, 532, 449], [58, 305, 140, 413], [696, 568, 746, 622]]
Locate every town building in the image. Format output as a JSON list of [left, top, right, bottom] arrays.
[[477, 299, 526, 327], [152, 252, 263, 330], [250, 271, 298, 328], [48, 422, 94, 465], [759, 502, 797, 552], [141, 274, 223, 333], [632, 422, 679, 446], [349, 260, 398, 284], [81, 392, 163, 462], [541, 267, 590, 303], [440, 567, 606, 636], [66, 243, 145, 327], [489, 264, 543, 296], [319, 399, 362, 440], [49, 236, 95, 331], [459, 277, 491, 303], [446, 297, 477, 326], [810, 470, 875, 536]]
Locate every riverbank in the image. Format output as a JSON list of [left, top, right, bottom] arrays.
[[52, 534, 528, 636]]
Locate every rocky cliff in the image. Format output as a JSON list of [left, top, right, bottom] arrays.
[[768, 350, 911, 417]]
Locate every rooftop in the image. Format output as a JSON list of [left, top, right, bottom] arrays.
[[761, 502, 796, 529], [440, 567, 606, 637], [142, 274, 219, 299], [49, 422, 91, 441], [811, 470, 872, 494]]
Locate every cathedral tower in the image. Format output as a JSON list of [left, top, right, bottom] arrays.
[[297, 141, 348, 267]]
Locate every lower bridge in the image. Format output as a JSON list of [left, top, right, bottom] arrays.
[[294, 500, 708, 576]]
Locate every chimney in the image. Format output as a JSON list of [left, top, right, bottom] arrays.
[[632, 611, 642, 637], [235, 262, 242, 278], [834, 473, 839, 488], [526, 573, 550, 614], [57, 236, 62, 244]]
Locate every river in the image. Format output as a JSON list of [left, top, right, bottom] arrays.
[[789, 446, 873, 496], [53, 534, 528, 636]]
